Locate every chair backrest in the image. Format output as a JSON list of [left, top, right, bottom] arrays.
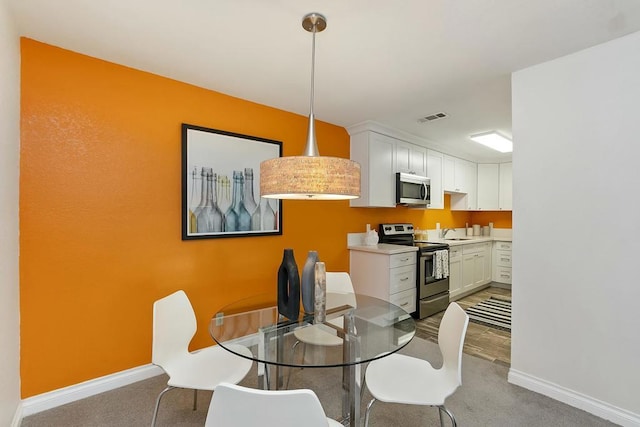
[[326, 272, 357, 308], [205, 383, 331, 427], [152, 290, 197, 369], [437, 302, 469, 386]]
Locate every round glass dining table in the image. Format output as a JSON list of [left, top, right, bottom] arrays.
[[209, 292, 416, 427]]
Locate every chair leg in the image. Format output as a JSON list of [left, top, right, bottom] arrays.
[[364, 398, 376, 427], [437, 405, 457, 427], [192, 389, 197, 411], [290, 340, 301, 363], [151, 386, 175, 427], [360, 364, 368, 401], [286, 340, 302, 389]]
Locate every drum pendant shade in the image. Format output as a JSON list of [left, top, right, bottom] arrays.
[[260, 13, 361, 201]]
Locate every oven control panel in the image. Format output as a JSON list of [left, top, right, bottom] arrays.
[[380, 223, 414, 236]]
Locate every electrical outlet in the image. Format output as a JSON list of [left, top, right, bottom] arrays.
[[215, 312, 224, 326]]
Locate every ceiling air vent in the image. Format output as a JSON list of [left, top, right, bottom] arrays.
[[418, 112, 448, 123]]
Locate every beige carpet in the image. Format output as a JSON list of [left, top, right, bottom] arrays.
[[22, 337, 615, 426]]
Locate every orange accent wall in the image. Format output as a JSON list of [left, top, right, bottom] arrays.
[[469, 211, 512, 228], [19, 38, 508, 397]]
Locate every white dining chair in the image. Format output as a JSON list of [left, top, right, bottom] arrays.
[[286, 272, 356, 387], [151, 290, 253, 427], [205, 382, 342, 427], [363, 302, 469, 427]]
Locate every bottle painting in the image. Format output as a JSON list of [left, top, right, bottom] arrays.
[[242, 168, 259, 231], [188, 166, 200, 233], [196, 168, 223, 233], [225, 170, 251, 232], [192, 167, 208, 232], [262, 199, 276, 231]]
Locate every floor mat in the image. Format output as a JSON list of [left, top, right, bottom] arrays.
[[466, 297, 511, 331]]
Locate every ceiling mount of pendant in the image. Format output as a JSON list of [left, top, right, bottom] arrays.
[[302, 13, 327, 33]]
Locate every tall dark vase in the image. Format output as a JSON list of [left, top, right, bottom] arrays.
[[301, 250, 319, 314], [277, 248, 300, 320]]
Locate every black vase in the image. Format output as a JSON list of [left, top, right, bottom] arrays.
[[277, 248, 300, 320]]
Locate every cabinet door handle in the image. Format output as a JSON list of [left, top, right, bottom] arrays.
[[400, 302, 409, 307], [400, 257, 410, 262], [400, 277, 409, 281]]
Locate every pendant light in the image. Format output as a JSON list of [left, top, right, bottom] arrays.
[[260, 13, 361, 200]]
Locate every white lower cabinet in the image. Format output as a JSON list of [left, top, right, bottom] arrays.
[[492, 241, 513, 284], [448, 246, 463, 299], [349, 249, 417, 314], [452, 242, 492, 300]]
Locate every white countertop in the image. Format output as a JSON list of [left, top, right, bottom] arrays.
[[347, 243, 419, 255], [347, 228, 512, 254], [349, 236, 512, 254], [423, 236, 494, 246]]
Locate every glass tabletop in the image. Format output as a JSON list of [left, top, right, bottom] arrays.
[[209, 292, 416, 368]]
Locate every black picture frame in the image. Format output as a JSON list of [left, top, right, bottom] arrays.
[[181, 123, 283, 240]]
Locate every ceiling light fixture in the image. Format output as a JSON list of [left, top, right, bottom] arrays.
[[260, 13, 361, 200], [470, 131, 513, 153]]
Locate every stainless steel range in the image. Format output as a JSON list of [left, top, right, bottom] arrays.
[[378, 223, 450, 319]]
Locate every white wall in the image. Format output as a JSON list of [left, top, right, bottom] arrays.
[[0, 0, 21, 425], [510, 31, 640, 425]]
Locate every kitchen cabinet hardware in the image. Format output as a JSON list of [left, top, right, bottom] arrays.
[[350, 250, 417, 314], [492, 241, 513, 284]]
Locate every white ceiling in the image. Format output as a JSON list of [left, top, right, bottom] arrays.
[[9, 0, 640, 162]]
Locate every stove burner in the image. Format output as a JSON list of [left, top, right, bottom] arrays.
[[378, 223, 448, 252]]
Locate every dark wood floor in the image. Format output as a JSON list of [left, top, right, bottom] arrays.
[[415, 285, 512, 366]]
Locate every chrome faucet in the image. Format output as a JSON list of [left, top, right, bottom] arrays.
[[441, 228, 455, 238]]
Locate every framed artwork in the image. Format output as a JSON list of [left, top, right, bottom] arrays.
[[181, 123, 283, 240]]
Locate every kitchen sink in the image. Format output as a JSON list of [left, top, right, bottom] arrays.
[[445, 238, 472, 240]]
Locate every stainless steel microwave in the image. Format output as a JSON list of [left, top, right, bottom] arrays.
[[396, 172, 430, 206]]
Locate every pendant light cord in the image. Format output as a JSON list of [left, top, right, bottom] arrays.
[[303, 18, 320, 157], [309, 27, 316, 120]]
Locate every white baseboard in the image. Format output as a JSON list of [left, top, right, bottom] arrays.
[[21, 364, 164, 417], [11, 402, 22, 427], [18, 339, 259, 420], [19, 340, 260, 421], [508, 368, 640, 427]]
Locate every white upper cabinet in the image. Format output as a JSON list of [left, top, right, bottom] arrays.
[[349, 131, 396, 208], [443, 155, 474, 194], [395, 140, 427, 176], [477, 164, 500, 210], [347, 123, 512, 210], [499, 162, 513, 211], [443, 155, 456, 191], [449, 157, 477, 211], [426, 150, 444, 209], [464, 160, 477, 209], [473, 162, 512, 211]]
